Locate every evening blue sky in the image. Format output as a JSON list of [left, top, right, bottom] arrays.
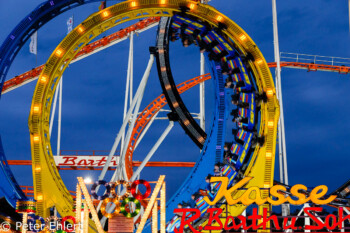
[[0, 0, 349, 202]]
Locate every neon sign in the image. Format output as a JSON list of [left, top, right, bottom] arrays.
[[173, 207, 350, 232], [171, 177, 342, 232], [203, 177, 337, 206]]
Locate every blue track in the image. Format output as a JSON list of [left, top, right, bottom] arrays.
[[165, 58, 227, 217], [0, 136, 27, 206], [0, 0, 109, 207]]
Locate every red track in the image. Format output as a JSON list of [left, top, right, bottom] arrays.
[[1, 17, 161, 94], [269, 61, 350, 74]]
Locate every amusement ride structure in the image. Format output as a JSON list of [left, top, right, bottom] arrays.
[[0, 0, 349, 232]]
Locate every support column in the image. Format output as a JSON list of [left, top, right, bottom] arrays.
[[130, 121, 174, 181], [129, 32, 134, 106], [49, 80, 60, 136], [199, 53, 205, 130], [272, 0, 289, 216], [57, 77, 63, 156], [97, 55, 154, 186]]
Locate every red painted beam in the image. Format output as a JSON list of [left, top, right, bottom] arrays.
[[7, 160, 195, 168]]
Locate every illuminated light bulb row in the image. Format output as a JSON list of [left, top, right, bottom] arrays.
[[77, 177, 104, 233]]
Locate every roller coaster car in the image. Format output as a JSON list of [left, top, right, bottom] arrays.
[[202, 31, 236, 61], [196, 196, 211, 217], [166, 208, 195, 233], [229, 140, 252, 170], [172, 15, 207, 37], [222, 56, 241, 74], [233, 59, 253, 92], [206, 165, 238, 199], [166, 215, 181, 233]]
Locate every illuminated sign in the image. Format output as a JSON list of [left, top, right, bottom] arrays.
[[173, 207, 350, 233], [171, 177, 342, 233], [54, 156, 119, 167], [203, 177, 337, 206]]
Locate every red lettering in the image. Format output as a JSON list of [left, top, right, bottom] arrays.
[[257, 208, 280, 230], [338, 208, 350, 229], [247, 208, 261, 230], [325, 214, 337, 230], [283, 217, 297, 230], [173, 208, 201, 233], [111, 157, 118, 166], [58, 156, 77, 166], [87, 159, 94, 166], [204, 208, 223, 230], [97, 157, 107, 166], [304, 207, 323, 230], [223, 215, 247, 230], [77, 159, 88, 166]]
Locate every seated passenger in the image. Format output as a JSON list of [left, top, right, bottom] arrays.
[[225, 80, 234, 89], [225, 156, 237, 171], [223, 142, 232, 158], [221, 165, 238, 187], [221, 57, 241, 75], [205, 175, 213, 194], [175, 203, 183, 217], [187, 194, 197, 208], [180, 27, 194, 47], [214, 163, 225, 176], [204, 174, 219, 198], [231, 109, 248, 124], [200, 32, 219, 52], [229, 143, 243, 161], [170, 31, 180, 42], [232, 94, 249, 108], [231, 107, 256, 131], [232, 75, 252, 92]]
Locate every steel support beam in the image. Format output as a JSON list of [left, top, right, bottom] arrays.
[[199, 53, 205, 130], [49, 80, 60, 136], [272, 0, 289, 216], [101, 121, 174, 226], [130, 121, 174, 181], [57, 77, 63, 156], [96, 55, 154, 186]]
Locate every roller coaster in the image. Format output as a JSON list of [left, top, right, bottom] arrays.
[[0, 0, 349, 232]]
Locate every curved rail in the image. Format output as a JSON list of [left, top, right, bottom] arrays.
[[27, 2, 279, 228], [155, 18, 206, 148], [154, 17, 227, 222], [5, 60, 350, 95], [0, 136, 27, 206], [0, 0, 122, 208], [148, 12, 279, 232], [0, 0, 107, 95], [2, 17, 160, 94]]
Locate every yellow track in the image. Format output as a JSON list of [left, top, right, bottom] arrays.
[[28, 0, 279, 229]]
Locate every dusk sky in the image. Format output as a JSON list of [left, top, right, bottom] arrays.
[[0, 0, 349, 205]]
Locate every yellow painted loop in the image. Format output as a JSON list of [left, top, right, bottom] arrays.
[[28, 0, 279, 230]]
